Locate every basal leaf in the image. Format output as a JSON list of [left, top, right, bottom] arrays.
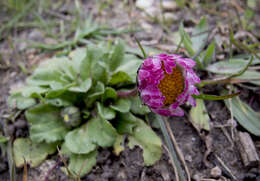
[[115, 54, 142, 81], [97, 102, 116, 120], [128, 118, 162, 166], [87, 116, 117, 147], [224, 96, 260, 136], [102, 87, 117, 102], [80, 45, 103, 80], [0, 135, 8, 143], [25, 104, 69, 143], [64, 124, 97, 154], [108, 39, 125, 72], [21, 86, 49, 98], [130, 96, 150, 115], [109, 71, 132, 86], [8, 92, 36, 110], [190, 99, 210, 131], [110, 99, 131, 113], [67, 150, 97, 178], [69, 48, 87, 73], [115, 112, 138, 134], [68, 78, 92, 93], [85, 81, 105, 107], [13, 138, 56, 168], [65, 115, 117, 154]]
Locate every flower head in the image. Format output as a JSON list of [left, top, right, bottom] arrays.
[[137, 53, 200, 116]]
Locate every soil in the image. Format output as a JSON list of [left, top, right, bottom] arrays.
[[0, 0, 260, 181]]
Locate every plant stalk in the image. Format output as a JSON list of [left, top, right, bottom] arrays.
[[158, 116, 187, 181]]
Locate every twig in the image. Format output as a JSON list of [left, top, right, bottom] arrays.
[[165, 120, 191, 181], [23, 158, 27, 181], [44, 161, 61, 181], [214, 154, 238, 181], [163, 144, 179, 181]]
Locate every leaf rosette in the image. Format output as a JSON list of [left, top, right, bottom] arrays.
[[9, 39, 162, 177]]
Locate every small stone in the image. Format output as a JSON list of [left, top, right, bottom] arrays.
[[192, 173, 201, 181], [14, 120, 27, 129], [28, 30, 44, 41], [136, 0, 154, 9], [7, 125, 15, 135], [210, 166, 222, 178], [0, 162, 7, 173], [162, 1, 178, 10], [163, 13, 178, 22], [185, 155, 192, 162], [144, 7, 160, 17]]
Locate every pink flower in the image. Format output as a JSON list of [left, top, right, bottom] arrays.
[[137, 53, 200, 116]]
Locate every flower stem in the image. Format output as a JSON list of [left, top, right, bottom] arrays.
[[158, 116, 187, 181]]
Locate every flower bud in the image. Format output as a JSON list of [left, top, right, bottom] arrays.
[[61, 106, 81, 127]]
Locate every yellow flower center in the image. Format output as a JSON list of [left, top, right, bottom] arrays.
[[157, 66, 184, 106]]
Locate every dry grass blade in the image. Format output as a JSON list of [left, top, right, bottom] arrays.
[[23, 158, 27, 181], [165, 120, 191, 181]]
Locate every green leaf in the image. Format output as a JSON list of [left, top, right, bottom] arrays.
[[67, 150, 97, 178], [102, 87, 117, 102], [190, 99, 210, 131], [25, 104, 69, 143], [97, 102, 116, 120], [26, 57, 75, 87], [0, 135, 8, 143], [87, 116, 117, 147], [21, 86, 49, 98], [8, 92, 36, 110], [109, 71, 132, 85], [191, 16, 208, 52], [80, 45, 103, 80], [64, 125, 97, 154], [68, 47, 87, 73], [13, 138, 56, 168], [68, 78, 92, 93], [116, 112, 138, 134], [115, 54, 142, 81], [207, 59, 249, 74], [108, 39, 125, 72], [110, 99, 131, 113], [85, 81, 105, 107], [225, 96, 260, 136], [130, 96, 150, 115], [128, 118, 162, 166], [91, 61, 108, 84], [236, 70, 260, 86], [65, 116, 117, 154], [202, 40, 215, 66]]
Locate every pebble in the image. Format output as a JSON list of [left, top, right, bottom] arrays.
[[210, 166, 222, 178], [28, 30, 44, 41], [163, 12, 178, 22], [136, 0, 154, 9], [162, 1, 178, 11], [0, 162, 7, 173], [14, 119, 27, 129]]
